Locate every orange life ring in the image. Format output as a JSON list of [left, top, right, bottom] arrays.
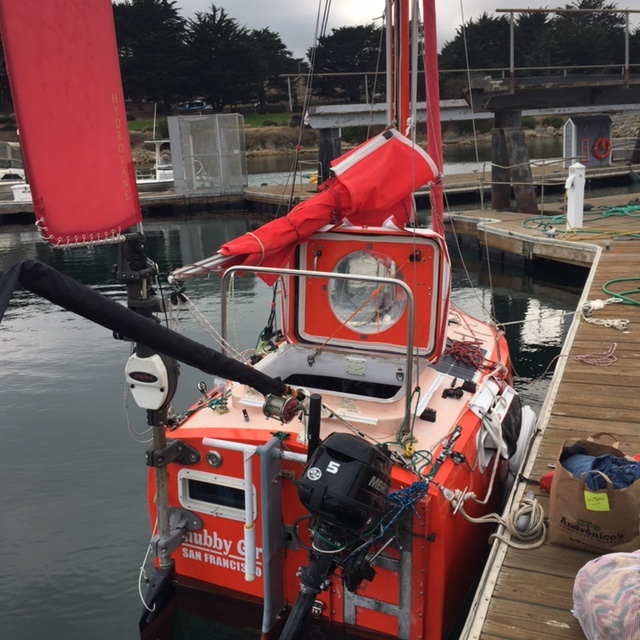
[[592, 136, 611, 161]]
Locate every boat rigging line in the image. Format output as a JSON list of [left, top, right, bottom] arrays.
[[0, 258, 287, 399]]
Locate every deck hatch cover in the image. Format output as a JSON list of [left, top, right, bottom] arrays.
[[287, 228, 450, 362]]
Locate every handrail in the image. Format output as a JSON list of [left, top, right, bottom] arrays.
[[463, 148, 636, 212], [281, 63, 640, 81], [220, 265, 417, 421]]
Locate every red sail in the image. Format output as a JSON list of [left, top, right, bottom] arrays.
[[0, 0, 141, 245]]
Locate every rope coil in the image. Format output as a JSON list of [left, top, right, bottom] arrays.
[[446, 488, 547, 550], [581, 298, 628, 331]]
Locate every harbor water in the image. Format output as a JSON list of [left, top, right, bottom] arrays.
[[0, 211, 585, 639], [246, 138, 567, 187]]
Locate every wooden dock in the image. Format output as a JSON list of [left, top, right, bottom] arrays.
[[455, 191, 640, 640], [244, 162, 640, 208], [1, 161, 638, 639], [1, 161, 638, 220]]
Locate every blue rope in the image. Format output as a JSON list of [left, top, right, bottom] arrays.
[[344, 480, 429, 562]]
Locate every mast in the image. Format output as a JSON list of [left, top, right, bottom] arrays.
[[423, 0, 444, 234], [387, 0, 444, 235], [386, 0, 410, 132]]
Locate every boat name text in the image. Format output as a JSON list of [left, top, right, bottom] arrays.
[[112, 93, 133, 202], [184, 529, 263, 559]]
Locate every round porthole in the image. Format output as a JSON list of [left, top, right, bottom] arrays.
[[328, 250, 406, 334]]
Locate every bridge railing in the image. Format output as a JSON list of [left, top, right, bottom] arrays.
[[443, 63, 640, 83], [497, 8, 640, 91], [283, 61, 640, 109]]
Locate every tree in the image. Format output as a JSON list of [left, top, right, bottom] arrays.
[[438, 13, 511, 99], [513, 12, 551, 74], [439, 13, 510, 71], [544, 0, 626, 73], [631, 25, 640, 65], [310, 25, 385, 103], [0, 35, 10, 110], [113, 0, 188, 111], [248, 28, 297, 112], [183, 5, 256, 112], [438, 2, 630, 97]]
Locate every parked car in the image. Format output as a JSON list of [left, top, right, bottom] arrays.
[[176, 100, 213, 113]]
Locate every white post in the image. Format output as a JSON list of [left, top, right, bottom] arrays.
[[201, 437, 258, 582], [565, 162, 586, 229]]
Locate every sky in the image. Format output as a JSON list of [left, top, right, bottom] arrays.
[[171, 1, 591, 59]]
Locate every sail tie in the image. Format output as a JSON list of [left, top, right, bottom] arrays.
[[247, 232, 266, 265]]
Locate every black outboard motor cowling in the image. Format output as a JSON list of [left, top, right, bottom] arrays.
[[297, 432, 392, 536], [279, 433, 393, 640]]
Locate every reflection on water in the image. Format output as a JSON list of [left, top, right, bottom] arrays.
[[246, 138, 567, 186], [0, 216, 585, 639]]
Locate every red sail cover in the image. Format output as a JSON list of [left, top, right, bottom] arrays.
[[216, 128, 437, 284], [0, 0, 141, 245]]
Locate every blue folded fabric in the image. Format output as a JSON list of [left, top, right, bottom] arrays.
[[562, 453, 640, 491]]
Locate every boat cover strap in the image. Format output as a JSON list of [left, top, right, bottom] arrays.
[[0, 260, 286, 397]]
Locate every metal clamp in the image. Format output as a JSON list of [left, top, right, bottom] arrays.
[[152, 508, 203, 560], [145, 439, 201, 468]]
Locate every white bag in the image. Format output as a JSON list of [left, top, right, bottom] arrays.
[[573, 550, 640, 640]]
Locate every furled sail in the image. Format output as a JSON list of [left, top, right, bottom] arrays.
[[0, 0, 141, 245], [172, 128, 438, 284]]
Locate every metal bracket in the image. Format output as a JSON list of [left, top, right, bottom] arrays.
[[442, 386, 464, 399], [145, 438, 201, 468], [152, 507, 203, 561]]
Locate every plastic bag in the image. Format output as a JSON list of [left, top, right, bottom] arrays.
[[573, 551, 640, 639]]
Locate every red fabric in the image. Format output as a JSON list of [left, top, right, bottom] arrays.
[[423, 0, 444, 235], [540, 470, 554, 493], [0, 0, 141, 244], [218, 129, 437, 283], [219, 182, 348, 284], [330, 128, 437, 224]]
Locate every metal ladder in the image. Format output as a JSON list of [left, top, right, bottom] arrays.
[[343, 531, 414, 640]]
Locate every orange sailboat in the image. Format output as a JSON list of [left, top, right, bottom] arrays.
[[0, 1, 541, 639]]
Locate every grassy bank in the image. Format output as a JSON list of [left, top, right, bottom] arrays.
[[128, 112, 293, 132], [128, 112, 310, 158]]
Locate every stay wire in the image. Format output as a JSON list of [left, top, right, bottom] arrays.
[[458, 0, 482, 177], [282, 0, 332, 214]]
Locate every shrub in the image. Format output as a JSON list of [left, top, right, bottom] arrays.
[[244, 126, 318, 152], [541, 116, 565, 128], [155, 118, 169, 138]]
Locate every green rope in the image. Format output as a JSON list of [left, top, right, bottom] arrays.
[[602, 278, 640, 306], [521, 204, 640, 231]]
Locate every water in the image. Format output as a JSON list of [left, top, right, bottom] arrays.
[[0, 215, 584, 639], [246, 138, 566, 186]]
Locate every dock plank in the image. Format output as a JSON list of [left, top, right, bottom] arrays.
[[461, 190, 640, 640], [481, 599, 583, 640], [4, 152, 640, 640]]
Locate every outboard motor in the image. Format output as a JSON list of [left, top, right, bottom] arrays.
[[279, 433, 392, 640]]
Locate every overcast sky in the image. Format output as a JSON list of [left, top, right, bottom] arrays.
[[172, 1, 639, 59]]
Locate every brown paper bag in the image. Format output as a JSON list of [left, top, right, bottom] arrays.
[[548, 432, 640, 553]]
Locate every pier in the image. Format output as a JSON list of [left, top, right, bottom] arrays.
[[452, 190, 640, 640], [241, 162, 640, 216], [2, 163, 639, 639], [5, 159, 637, 221]]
